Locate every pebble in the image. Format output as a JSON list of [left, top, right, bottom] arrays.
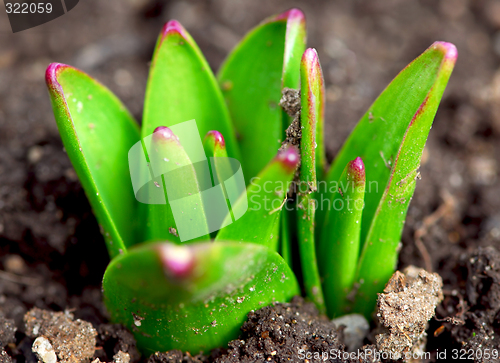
[[32, 336, 57, 363], [332, 313, 369, 351]]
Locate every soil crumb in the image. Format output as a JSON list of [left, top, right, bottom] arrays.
[[0, 316, 16, 348], [92, 350, 131, 363], [151, 296, 377, 363], [24, 307, 97, 363], [214, 296, 346, 363], [449, 246, 500, 362], [280, 88, 301, 117], [376, 266, 443, 360], [148, 350, 208, 363], [97, 324, 140, 363], [279, 88, 302, 153]]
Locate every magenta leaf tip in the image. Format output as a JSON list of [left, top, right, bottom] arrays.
[[160, 20, 189, 42], [432, 41, 458, 62], [45, 63, 72, 93], [152, 126, 178, 144], [272, 8, 305, 24], [277, 146, 300, 173], [347, 157, 366, 185], [157, 244, 195, 279], [205, 130, 226, 148]]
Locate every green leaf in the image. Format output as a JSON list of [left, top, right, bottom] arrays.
[[318, 158, 365, 318], [103, 241, 300, 354], [297, 49, 326, 314], [138, 126, 211, 243], [215, 147, 299, 251], [202, 130, 247, 238], [218, 9, 306, 183], [330, 42, 457, 317], [46, 63, 140, 258], [280, 209, 293, 267], [142, 20, 239, 160]]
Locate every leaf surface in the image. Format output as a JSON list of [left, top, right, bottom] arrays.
[[46, 63, 140, 257], [103, 241, 299, 354], [336, 42, 458, 317], [138, 126, 211, 243], [318, 158, 365, 317], [296, 49, 326, 313], [217, 9, 306, 183], [215, 147, 299, 251], [142, 21, 239, 159]]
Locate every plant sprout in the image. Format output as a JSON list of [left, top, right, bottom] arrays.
[[45, 9, 456, 355]]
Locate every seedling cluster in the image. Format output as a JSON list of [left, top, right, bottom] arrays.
[[46, 9, 456, 355]]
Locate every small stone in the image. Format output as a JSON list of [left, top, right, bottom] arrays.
[[32, 336, 57, 363], [27, 145, 43, 164], [4, 255, 26, 274], [0, 348, 12, 363], [113, 350, 130, 363], [332, 313, 369, 351]]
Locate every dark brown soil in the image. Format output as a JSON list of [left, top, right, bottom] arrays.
[[2, 0, 500, 362]]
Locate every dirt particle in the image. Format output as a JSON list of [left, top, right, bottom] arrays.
[[0, 317, 16, 347], [24, 308, 97, 363], [169, 227, 178, 237], [279, 88, 301, 117], [376, 266, 443, 360], [113, 350, 131, 363], [32, 336, 57, 363], [212, 296, 349, 363], [97, 324, 139, 363], [132, 313, 144, 327]]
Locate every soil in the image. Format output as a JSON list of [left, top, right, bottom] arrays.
[[2, 0, 500, 362]]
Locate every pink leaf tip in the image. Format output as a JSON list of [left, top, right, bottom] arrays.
[[153, 126, 178, 144], [45, 63, 70, 93], [277, 146, 300, 173], [205, 130, 226, 148], [158, 244, 195, 279], [432, 41, 458, 63], [272, 8, 305, 24], [161, 20, 189, 41], [302, 48, 319, 65], [347, 157, 366, 185]]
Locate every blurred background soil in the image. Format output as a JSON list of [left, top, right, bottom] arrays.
[[1, 0, 500, 361]]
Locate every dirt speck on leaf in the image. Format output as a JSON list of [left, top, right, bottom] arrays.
[[279, 88, 302, 153]]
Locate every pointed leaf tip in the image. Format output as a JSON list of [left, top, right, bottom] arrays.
[[205, 130, 226, 148], [161, 19, 189, 40], [158, 244, 195, 279], [45, 63, 75, 94], [301, 48, 323, 82], [271, 8, 305, 23], [348, 157, 366, 185], [152, 126, 177, 143], [45, 63, 63, 89], [302, 48, 319, 65], [277, 146, 300, 172], [432, 41, 458, 62]]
